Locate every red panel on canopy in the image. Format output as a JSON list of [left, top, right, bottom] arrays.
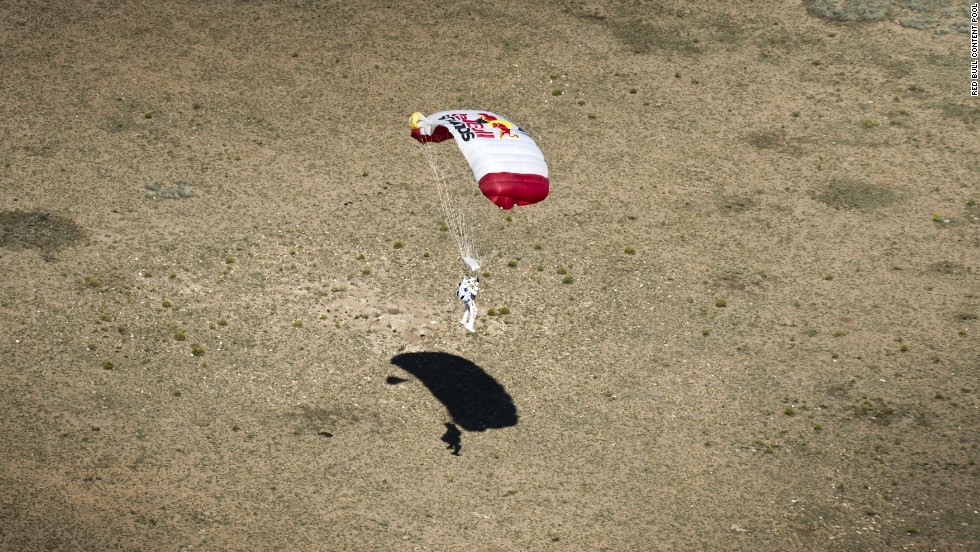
[[411, 126, 453, 144], [478, 173, 549, 210]]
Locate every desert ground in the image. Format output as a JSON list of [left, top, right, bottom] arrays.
[[1, 0, 978, 550]]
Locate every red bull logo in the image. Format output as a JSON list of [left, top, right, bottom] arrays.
[[476, 113, 519, 139], [437, 112, 524, 142]]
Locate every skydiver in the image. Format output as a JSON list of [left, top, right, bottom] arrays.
[[456, 274, 479, 332]]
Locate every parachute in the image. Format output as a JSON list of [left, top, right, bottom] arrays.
[[410, 110, 549, 271]]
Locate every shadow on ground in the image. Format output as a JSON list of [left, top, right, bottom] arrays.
[[389, 352, 518, 432]]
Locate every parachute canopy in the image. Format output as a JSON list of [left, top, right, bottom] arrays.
[[410, 110, 549, 210]]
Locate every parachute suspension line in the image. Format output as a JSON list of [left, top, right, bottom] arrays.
[[416, 139, 480, 269]]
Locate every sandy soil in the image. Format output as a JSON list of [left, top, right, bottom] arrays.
[[1, 1, 978, 550]]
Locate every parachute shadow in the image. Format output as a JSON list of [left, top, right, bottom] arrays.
[[390, 352, 518, 432]]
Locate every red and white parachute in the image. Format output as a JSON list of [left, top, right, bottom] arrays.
[[410, 110, 549, 271], [410, 111, 549, 210]]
